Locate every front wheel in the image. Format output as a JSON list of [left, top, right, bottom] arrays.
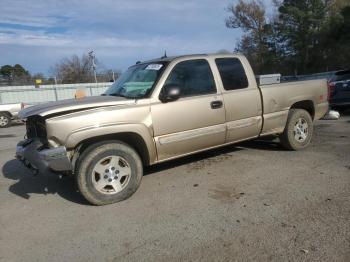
[[75, 141, 143, 205], [279, 109, 313, 150]]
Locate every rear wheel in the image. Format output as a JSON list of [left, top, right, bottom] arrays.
[[0, 113, 11, 128], [279, 109, 313, 150], [75, 141, 143, 205]]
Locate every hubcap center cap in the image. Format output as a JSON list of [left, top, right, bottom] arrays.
[[104, 167, 118, 181]]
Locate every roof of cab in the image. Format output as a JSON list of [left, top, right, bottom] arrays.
[[143, 54, 207, 63], [140, 52, 242, 64]]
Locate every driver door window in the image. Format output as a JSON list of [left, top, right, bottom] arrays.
[[163, 59, 216, 97]]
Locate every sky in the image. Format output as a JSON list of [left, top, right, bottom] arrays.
[[0, 0, 247, 75]]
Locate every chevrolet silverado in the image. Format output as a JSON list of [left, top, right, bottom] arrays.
[[16, 54, 329, 205]]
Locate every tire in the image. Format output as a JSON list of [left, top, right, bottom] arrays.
[[0, 113, 11, 128], [75, 141, 143, 205], [279, 109, 313, 150]]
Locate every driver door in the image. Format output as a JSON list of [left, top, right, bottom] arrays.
[[151, 59, 226, 161]]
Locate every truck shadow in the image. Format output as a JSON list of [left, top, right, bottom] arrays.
[[10, 121, 25, 127], [3, 138, 283, 204], [340, 109, 350, 117], [145, 138, 283, 175], [2, 159, 88, 205]]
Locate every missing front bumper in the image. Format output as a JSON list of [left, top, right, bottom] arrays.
[[16, 139, 72, 175]]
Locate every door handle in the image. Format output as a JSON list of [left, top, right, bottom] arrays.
[[210, 100, 223, 109]]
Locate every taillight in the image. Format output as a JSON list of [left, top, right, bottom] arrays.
[[327, 82, 335, 101]]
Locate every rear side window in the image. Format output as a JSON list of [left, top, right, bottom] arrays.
[[215, 58, 248, 90], [164, 59, 216, 97]]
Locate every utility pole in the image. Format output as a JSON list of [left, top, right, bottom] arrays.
[[88, 51, 98, 84]]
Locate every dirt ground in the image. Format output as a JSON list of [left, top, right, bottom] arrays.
[[0, 113, 349, 262]]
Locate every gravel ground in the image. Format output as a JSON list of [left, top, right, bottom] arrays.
[[0, 113, 349, 262]]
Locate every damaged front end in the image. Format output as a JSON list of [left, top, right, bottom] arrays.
[[16, 116, 72, 175]]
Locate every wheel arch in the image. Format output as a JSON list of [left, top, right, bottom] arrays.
[[290, 100, 315, 120], [0, 111, 12, 117], [72, 132, 152, 169]]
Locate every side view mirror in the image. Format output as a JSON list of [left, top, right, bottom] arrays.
[[159, 84, 181, 103]]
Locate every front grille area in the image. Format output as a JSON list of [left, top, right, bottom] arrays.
[[26, 116, 47, 141]]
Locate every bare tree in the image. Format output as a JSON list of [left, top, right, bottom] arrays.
[[97, 69, 122, 82], [52, 54, 95, 84], [226, 0, 278, 73]]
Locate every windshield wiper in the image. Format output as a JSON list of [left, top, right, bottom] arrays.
[[105, 93, 127, 98], [102, 93, 140, 99]]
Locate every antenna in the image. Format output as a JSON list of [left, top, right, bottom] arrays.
[[161, 50, 167, 59]]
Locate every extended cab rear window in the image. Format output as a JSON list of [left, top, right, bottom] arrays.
[[215, 58, 248, 90]]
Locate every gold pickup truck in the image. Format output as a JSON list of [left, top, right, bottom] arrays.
[[16, 54, 329, 205]]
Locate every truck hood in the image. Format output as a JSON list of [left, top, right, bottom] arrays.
[[19, 96, 135, 119]]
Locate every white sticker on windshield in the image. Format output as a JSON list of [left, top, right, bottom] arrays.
[[145, 64, 163, 70]]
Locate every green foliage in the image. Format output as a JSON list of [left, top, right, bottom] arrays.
[[0, 64, 56, 86], [226, 0, 350, 75], [277, 0, 328, 74], [0, 65, 14, 78], [13, 64, 29, 77], [0, 64, 31, 85], [321, 6, 350, 71], [0, 55, 120, 86], [0, 64, 30, 78]]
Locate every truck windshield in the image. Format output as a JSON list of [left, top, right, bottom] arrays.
[[104, 62, 167, 98]]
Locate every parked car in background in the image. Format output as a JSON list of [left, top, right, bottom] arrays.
[[328, 70, 350, 111], [0, 102, 26, 128]]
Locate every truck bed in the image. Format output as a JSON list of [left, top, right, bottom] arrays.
[[259, 79, 329, 136]]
